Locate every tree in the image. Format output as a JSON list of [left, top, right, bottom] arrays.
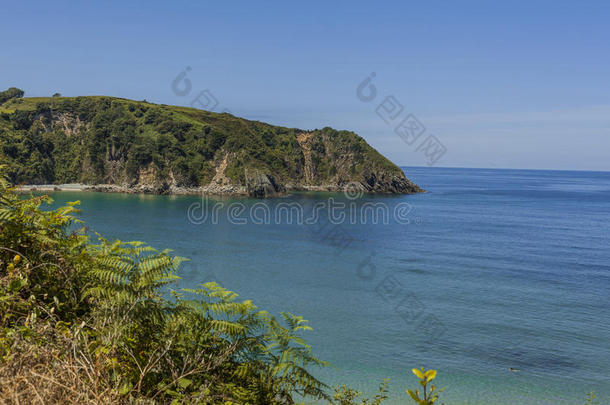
[[52, 92, 62, 97], [0, 87, 25, 104]]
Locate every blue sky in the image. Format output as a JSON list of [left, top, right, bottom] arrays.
[[2, 0, 609, 170]]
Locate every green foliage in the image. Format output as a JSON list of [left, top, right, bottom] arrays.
[[406, 367, 443, 405], [585, 391, 600, 405], [332, 379, 389, 405], [0, 95, 405, 188], [0, 87, 24, 105], [0, 167, 330, 403], [0, 171, 90, 330]]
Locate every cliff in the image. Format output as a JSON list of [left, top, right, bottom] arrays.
[[0, 94, 422, 196]]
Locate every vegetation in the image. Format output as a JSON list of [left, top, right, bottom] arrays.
[[0, 167, 332, 403], [585, 391, 600, 405], [332, 380, 390, 405], [0, 90, 406, 191], [406, 368, 442, 405], [0, 87, 24, 105]]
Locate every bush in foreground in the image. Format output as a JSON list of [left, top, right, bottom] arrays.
[[0, 169, 327, 404]]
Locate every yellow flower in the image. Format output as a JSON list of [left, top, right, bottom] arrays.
[[13, 255, 21, 264]]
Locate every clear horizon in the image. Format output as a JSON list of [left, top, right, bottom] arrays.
[[2, 1, 609, 171]]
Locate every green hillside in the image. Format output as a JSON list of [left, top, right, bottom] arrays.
[[0, 88, 420, 195]]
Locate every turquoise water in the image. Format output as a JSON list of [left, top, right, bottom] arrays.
[[44, 167, 610, 404]]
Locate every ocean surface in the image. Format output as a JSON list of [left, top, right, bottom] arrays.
[[43, 167, 610, 404]]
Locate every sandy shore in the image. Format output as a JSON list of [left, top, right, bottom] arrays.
[[17, 183, 250, 196], [17, 184, 89, 192]]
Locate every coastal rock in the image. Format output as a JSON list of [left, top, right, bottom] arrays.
[[246, 173, 285, 198]]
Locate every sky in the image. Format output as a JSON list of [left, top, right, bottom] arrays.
[[2, 0, 609, 171]]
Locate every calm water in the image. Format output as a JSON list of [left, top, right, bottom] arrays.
[[44, 167, 610, 404]]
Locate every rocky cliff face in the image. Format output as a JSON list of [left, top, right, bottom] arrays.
[[0, 96, 422, 197]]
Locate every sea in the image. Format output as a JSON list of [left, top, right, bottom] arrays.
[[42, 167, 610, 404]]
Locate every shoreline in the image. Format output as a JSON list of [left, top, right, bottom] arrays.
[[16, 183, 253, 196], [16, 183, 423, 197], [16, 183, 247, 196]]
